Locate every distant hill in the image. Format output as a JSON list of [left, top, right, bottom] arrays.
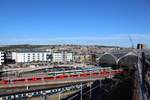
[[0, 44, 48, 51], [0, 44, 123, 51]]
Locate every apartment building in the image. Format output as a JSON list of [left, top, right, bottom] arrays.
[[0, 51, 4, 65], [52, 51, 73, 63], [11, 51, 73, 63], [12, 51, 52, 63]]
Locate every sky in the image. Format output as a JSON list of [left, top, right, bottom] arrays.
[[0, 0, 150, 47]]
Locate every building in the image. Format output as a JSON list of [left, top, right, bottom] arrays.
[[52, 51, 73, 63], [74, 54, 88, 63], [12, 51, 52, 63], [137, 44, 148, 49], [11, 50, 73, 63], [74, 53, 97, 65], [0, 51, 4, 65], [89, 54, 97, 64]]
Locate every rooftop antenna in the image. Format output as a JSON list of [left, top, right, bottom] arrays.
[[128, 34, 134, 49]]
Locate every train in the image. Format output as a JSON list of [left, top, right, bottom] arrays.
[[0, 67, 127, 85]]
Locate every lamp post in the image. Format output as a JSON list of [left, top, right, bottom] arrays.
[[90, 71, 92, 98], [80, 83, 82, 100]]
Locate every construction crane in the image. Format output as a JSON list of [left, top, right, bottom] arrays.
[[128, 34, 134, 49]]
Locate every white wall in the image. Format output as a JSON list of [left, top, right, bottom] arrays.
[[12, 51, 73, 63], [0, 51, 4, 65], [52, 52, 63, 62], [66, 53, 73, 61], [52, 52, 73, 63], [12, 52, 52, 63]]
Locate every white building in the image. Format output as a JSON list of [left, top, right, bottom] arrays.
[[0, 51, 4, 65], [52, 51, 73, 63], [11, 50, 73, 63], [12, 51, 52, 63]]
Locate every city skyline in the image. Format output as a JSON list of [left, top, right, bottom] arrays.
[[0, 0, 150, 47]]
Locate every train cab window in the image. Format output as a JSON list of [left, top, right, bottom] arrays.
[[52, 89, 55, 92], [58, 88, 61, 92], [15, 95, 19, 98], [54, 89, 57, 92], [11, 95, 14, 99]]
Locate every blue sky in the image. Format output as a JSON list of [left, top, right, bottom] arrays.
[[0, 0, 150, 47]]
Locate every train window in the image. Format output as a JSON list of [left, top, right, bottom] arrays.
[[40, 91, 43, 94], [36, 92, 39, 95], [76, 85, 80, 89], [54, 89, 57, 92], [43, 93, 46, 95], [45, 90, 51, 93], [32, 93, 36, 96], [26, 93, 28, 96], [66, 87, 70, 91], [52, 89, 55, 92], [11, 95, 14, 99], [19, 94, 22, 97], [48, 90, 52, 93], [5, 96, 9, 99], [28, 93, 32, 98], [65, 87, 68, 90], [58, 88, 61, 92], [15, 95, 19, 98], [21, 94, 24, 97], [0, 97, 3, 100], [31, 93, 34, 96], [71, 86, 75, 89]]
